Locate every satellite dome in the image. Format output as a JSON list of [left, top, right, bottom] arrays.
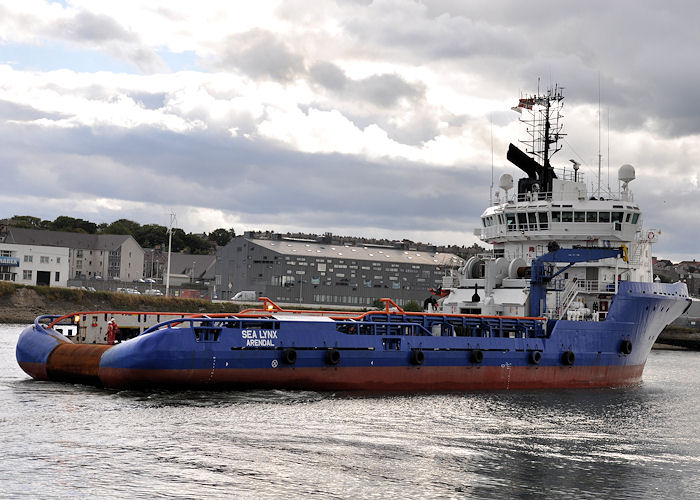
[[499, 173, 514, 191], [618, 164, 636, 183]]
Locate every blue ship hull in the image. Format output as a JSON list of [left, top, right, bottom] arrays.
[[16, 282, 691, 391]]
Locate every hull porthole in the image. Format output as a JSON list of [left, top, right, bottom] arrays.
[[561, 350, 575, 366], [411, 350, 424, 365], [470, 349, 484, 364], [529, 350, 542, 365], [325, 348, 341, 366], [282, 348, 297, 365], [620, 340, 633, 355]]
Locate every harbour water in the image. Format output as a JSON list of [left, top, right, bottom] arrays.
[[1, 324, 699, 499]]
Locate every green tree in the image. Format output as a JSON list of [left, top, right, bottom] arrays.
[[134, 224, 168, 248], [10, 215, 47, 229], [170, 228, 187, 252], [111, 219, 141, 235], [49, 216, 97, 233], [102, 220, 134, 235], [100, 218, 142, 236], [183, 233, 213, 254], [208, 228, 235, 246]]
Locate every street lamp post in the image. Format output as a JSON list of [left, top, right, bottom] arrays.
[[165, 212, 175, 297]]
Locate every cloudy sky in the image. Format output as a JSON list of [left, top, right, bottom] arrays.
[[1, 0, 698, 261]]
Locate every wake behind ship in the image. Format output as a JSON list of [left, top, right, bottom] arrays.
[[15, 86, 692, 391]]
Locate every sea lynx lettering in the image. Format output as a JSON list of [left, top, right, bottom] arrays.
[[259, 330, 278, 339]]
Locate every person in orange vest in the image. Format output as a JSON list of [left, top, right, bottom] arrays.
[[106, 318, 119, 345]]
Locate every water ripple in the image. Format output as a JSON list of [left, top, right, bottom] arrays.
[[1, 327, 699, 498]]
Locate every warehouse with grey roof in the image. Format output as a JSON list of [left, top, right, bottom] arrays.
[[215, 232, 464, 307]]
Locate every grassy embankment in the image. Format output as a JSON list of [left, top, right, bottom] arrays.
[[0, 281, 242, 324]]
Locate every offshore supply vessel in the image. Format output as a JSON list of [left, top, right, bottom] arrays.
[[16, 87, 692, 391]]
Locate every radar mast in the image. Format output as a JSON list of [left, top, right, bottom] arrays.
[[508, 84, 566, 196]]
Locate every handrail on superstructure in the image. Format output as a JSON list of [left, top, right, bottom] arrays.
[[380, 298, 405, 313], [35, 300, 549, 341], [139, 313, 547, 339], [236, 297, 362, 319], [35, 314, 63, 332], [47, 310, 199, 328], [238, 297, 546, 323]]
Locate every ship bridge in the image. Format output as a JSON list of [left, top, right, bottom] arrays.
[[477, 165, 642, 246]]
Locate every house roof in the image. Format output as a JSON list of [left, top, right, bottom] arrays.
[[168, 253, 216, 280], [4, 227, 137, 252]]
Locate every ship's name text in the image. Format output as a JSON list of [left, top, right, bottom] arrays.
[[242, 329, 278, 347]]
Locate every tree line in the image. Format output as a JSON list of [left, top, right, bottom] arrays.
[[5, 215, 235, 255]]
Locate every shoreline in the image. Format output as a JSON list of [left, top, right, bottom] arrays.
[[0, 283, 240, 326]]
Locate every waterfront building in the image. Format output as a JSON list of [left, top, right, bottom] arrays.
[[215, 232, 464, 306], [0, 242, 69, 287], [1, 227, 144, 282]]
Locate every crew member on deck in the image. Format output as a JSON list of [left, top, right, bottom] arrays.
[[106, 318, 119, 345]]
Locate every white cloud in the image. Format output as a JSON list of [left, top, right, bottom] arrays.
[[0, 0, 699, 260]]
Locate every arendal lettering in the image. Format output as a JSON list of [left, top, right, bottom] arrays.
[[241, 329, 278, 347], [246, 338, 275, 347]]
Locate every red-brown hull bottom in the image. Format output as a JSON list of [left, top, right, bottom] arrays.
[[99, 364, 646, 391], [18, 361, 49, 381]]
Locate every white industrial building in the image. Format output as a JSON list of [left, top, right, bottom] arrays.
[[1, 227, 144, 283], [0, 242, 69, 287]]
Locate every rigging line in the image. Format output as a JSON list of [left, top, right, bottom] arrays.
[[562, 138, 590, 166], [606, 107, 608, 192], [562, 137, 607, 193], [490, 115, 494, 206], [598, 72, 602, 198]]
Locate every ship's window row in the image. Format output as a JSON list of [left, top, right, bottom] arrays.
[[483, 211, 640, 231]]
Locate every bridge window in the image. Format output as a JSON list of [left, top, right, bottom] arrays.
[[538, 212, 548, 230], [586, 211, 598, 222], [561, 211, 573, 223], [612, 212, 624, 223], [527, 212, 537, 230], [631, 213, 640, 224], [506, 213, 516, 230], [517, 213, 527, 230], [551, 211, 561, 223], [599, 212, 610, 223], [574, 211, 585, 222]]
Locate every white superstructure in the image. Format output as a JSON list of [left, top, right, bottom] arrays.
[[438, 87, 658, 321]]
